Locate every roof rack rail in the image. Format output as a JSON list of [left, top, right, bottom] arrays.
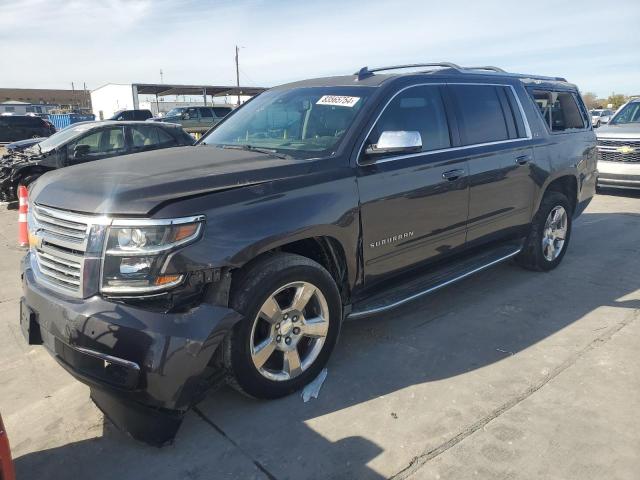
[[355, 63, 462, 80], [465, 66, 506, 73], [354, 63, 569, 83]]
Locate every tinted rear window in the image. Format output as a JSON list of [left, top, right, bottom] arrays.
[[450, 85, 510, 145], [213, 107, 232, 117]]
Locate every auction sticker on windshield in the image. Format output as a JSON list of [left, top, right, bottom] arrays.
[[316, 95, 360, 107]]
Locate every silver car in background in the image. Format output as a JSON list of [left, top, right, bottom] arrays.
[[590, 108, 614, 127], [596, 99, 640, 190]]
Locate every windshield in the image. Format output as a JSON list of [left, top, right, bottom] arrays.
[[610, 102, 640, 125], [36, 124, 96, 153], [591, 110, 602, 116], [164, 108, 186, 117], [201, 87, 373, 159]]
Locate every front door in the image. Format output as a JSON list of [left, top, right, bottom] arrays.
[[182, 107, 200, 130], [357, 84, 469, 286]]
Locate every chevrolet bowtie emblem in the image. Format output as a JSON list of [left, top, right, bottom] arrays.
[[617, 146, 636, 154]]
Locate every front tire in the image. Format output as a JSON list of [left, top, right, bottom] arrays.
[[224, 253, 342, 399], [516, 191, 572, 271]]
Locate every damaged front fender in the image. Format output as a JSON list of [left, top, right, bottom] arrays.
[[0, 152, 57, 201]]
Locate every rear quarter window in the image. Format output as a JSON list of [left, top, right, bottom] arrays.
[[529, 89, 586, 132]]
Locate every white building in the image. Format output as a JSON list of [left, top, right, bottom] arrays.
[[90, 83, 265, 120]]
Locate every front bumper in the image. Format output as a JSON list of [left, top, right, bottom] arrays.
[[20, 253, 242, 412], [598, 160, 640, 190]]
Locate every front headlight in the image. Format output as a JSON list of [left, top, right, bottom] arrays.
[[101, 216, 204, 295]]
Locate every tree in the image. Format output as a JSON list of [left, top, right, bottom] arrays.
[[581, 91, 599, 109], [607, 93, 628, 109]]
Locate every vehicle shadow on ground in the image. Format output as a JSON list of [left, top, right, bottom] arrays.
[[14, 211, 640, 480]]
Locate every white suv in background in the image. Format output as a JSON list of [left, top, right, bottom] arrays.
[[596, 99, 640, 190], [590, 109, 614, 127]]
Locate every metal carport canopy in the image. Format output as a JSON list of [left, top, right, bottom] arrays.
[[133, 83, 267, 97]]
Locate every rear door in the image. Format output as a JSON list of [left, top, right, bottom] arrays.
[[357, 84, 470, 285], [448, 83, 535, 246]]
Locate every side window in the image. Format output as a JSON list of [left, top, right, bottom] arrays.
[[450, 85, 510, 145], [213, 107, 231, 118], [69, 130, 103, 154], [369, 85, 451, 153], [199, 108, 213, 118], [104, 127, 126, 152], [530, 90, 586, 132], [68, 127, 126, 157], [131, 125, 176, 149], [185, 108, 199, 120], [156, 128, 176, 145]]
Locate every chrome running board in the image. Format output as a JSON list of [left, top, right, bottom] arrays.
[[348, 244, 522, 319]]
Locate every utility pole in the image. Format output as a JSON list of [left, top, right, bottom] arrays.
[[235, 45, 240, 105]]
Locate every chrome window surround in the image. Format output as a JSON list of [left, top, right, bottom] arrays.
[[356, 82, 533, 166], [28, 203, 204, 299]]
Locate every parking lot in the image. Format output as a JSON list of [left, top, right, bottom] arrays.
[[1, 191, 639, 480]]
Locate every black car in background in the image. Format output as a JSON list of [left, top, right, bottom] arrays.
[[0, 115, 56, 143], [109, 109, 153, 121], [0, 120, 193, 201]]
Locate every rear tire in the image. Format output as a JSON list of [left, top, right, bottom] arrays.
[[224, 253, 342, 399], [516, 191, 572, 271]]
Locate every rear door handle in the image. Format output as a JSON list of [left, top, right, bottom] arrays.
[[442, 169, 466, 181], [516, 155, 531, 165]]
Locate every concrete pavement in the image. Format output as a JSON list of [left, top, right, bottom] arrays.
[[1, 191, 639, 479]]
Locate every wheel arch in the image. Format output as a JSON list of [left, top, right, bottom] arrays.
[[230, 235, 352, 305], [536, 173, 578, 216]]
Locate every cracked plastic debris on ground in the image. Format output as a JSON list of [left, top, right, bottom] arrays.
[[301, 368, 328, 402]]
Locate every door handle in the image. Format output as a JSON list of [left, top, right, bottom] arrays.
[[442, 169, 466, 181], [515, 155, 531, 165]]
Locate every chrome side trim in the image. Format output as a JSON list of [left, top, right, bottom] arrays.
[[356, 82, 533, 166], [74, 346, 141, 371], [347, 248, 522, 319], [111, 215, 205, 227]]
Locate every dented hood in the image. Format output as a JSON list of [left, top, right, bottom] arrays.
[[30, 146, 310, 216]]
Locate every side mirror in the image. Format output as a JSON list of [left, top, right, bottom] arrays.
[[364, 131, 422, 157], [73, 144, 90, 158]]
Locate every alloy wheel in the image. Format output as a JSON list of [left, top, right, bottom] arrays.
[[249, 281, 330, 381], [542, 205, 568, 261]]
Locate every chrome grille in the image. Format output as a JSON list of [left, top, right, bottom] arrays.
[[30, 205, 94, 296], [35, 248, 82, 289], [597, 138, 640, 163]]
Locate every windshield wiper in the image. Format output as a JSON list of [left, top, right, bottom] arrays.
[[217, 144, 289, 159]]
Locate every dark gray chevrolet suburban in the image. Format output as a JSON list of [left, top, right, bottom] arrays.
[[20, 63, 597, 444]]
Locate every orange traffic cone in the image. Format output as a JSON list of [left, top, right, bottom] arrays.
[[18, 185, 29, 248]]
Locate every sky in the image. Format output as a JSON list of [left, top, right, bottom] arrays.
[[0, 0, 638, 98]]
